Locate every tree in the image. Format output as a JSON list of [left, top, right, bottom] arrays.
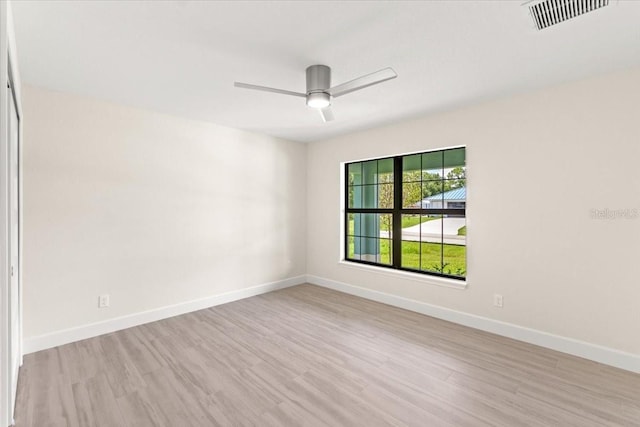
[[378, 171, 395, 234], [401, 171, 422, 207], [351, 166, 466, 235], [446, 167, 466, 189]]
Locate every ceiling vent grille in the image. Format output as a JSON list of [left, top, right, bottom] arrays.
[[527, 0, 610, 30]]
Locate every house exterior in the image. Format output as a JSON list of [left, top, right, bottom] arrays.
[[420, 186, 466, 209]]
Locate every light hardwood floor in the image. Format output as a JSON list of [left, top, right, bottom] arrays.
[[14, 284, 640, 426]]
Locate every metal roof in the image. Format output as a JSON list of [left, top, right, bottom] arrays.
[[425, 186, 466, 201]]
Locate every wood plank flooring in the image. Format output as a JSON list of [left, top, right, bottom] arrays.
[[14, 284, 640, 426]]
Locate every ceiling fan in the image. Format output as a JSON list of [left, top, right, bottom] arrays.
[[234, 65, 397, 122]]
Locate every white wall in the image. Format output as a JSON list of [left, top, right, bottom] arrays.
[[22, 86, 307, 339], [307, 67, 640, 357]]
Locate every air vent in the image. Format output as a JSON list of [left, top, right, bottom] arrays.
[[527, 0, 610, 30]]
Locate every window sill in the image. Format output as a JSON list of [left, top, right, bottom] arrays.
[[338, 260, 467, 290]]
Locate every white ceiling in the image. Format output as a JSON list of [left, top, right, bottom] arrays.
[[11, 1, 640, 143]]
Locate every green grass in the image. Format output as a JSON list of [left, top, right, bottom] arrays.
[[347, 238, 466, 277], [400, 241, 466, 276], [348, 215, 437, 233], [401, 215, 438, 228], [347, 215, 466, 277]]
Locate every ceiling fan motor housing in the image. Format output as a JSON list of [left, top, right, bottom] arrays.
[[306, 65, 331, 93], [306, 65, 332, 107]]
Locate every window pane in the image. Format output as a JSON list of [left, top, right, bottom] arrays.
[[362, 185, 377, 208], [442, 244, 466, 277], [348, 163, 362, 185], [421, 242, 443, 273], [449, 177, 466, 192], [348, 213, 360, 236], [360, 237, 379, 262], [348, 215, 394, 266], [401, 241, 420, 269], [380, 239, 392, 265], [401, 214, 420, 269], [421, 181, 444, 208], [361, 214, 379, 238], [420, 214, 443, 273], [443, 174, 467, 194], [362, 160, 378, 185], [422, 151, 443, 180], [402, 154, 421, 182], [378, 183, 393, 208], [443, 215, 466, 277], [347, 236, 359, 260], [348, 185, 362, 208], [379, 214, 392, 239], [354, 214, 392, 239], [444, 147, 465, 169], [403, 182, 422, 208], [378, 158, 393, 180], [401, 213, 423, 230], [378, 158, 394, 209], [444, 182, 465, 209]]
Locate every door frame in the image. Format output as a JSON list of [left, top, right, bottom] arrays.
[[7, 54, 22, 426], [1, 1, 23, 424]]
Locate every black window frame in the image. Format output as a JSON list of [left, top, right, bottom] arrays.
[[344, 147, 466, 280]]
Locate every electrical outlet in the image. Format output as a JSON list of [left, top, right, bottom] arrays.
[[494, 294, 503, 308], [98, 294, 110, 308]]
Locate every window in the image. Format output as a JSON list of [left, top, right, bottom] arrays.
[[345, 147, 466, 279]]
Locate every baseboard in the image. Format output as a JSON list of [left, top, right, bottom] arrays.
[[306, 274, 640, 374], [23, 275, 306, 354], [23, 274, 640, 373]]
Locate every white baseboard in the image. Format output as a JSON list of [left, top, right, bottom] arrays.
[[306, 274, 640, 374], [23, 274, 640, 374], [23, 275, 306, 354]]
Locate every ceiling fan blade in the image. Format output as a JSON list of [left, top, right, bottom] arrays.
[[319, 106, 334, 122], [329, 67, 397, 98], [234, 82, 306, 98]]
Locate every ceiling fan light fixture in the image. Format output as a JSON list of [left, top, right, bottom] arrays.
[[306, 92, 331, 109]]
